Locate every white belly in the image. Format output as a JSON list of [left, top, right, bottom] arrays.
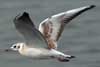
[[19, 48, 66, 60], [19, 48, 53, 59]]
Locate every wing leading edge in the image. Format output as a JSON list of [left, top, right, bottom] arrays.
[[39, 5, 95, 49]]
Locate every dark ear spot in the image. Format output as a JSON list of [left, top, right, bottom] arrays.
[[18, 46, 20, 49]]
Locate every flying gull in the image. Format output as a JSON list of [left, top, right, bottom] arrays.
[[2, 5, 95, 62]]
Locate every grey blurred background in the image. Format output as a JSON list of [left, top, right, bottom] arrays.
[[0, 0, 99, 67]]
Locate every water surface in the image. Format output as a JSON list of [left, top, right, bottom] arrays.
[[0, 0, 99, 67]]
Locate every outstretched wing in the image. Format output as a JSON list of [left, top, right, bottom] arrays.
[[14, 12, 48, 48], [39, 5, 95, 49]]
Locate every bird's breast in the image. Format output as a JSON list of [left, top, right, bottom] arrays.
[[19, 48, 52, 59]]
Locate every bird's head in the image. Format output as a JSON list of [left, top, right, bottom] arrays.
[[10, 43, 25, 51]]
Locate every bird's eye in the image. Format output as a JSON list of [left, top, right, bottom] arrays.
[[13, 46, 16, 48]]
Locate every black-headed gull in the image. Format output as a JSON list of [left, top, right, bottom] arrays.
[[3, 5, 95, 62]]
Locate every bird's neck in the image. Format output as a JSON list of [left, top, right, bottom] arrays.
[[18, 44, 29, 55]]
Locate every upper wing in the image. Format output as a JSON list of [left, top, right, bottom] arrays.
[[39, 5, 95, 49], [14, 12, 48, 48]]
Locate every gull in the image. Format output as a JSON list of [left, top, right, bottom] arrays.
[[3, 5, 95, 62]]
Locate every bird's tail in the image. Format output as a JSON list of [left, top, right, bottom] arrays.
[[57, 55, 75, 62]]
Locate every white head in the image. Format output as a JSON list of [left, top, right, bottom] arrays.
[[10, 43, 25, 51]]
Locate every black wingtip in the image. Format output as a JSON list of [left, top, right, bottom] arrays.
[[19, 12, 30, 19], [22, 12, 29, 17], [14, 12, 29, 21], [89, 5, 96, 9], [14, 12, 35, 27], [70, 55, 76, 58], [66, 55, 76, 59]]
